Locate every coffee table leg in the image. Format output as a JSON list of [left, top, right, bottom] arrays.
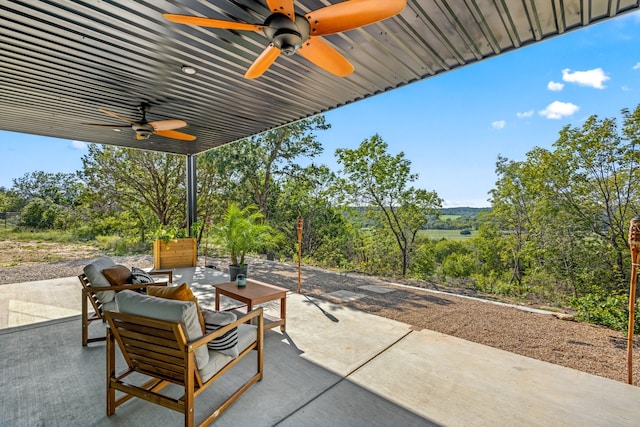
[[215, 290, 220, 311], [280, 296, 286, 332]]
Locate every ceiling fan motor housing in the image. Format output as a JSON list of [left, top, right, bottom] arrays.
[[263, 13, 310, 56], [132, 123, 154, 139]]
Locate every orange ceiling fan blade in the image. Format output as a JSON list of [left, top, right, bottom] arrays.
[[298, 36, 354, 77], [265, 0, 295, 20], [244, 44, 281, 79], [305, 0, 406, 36], [154, 129, 197, 141], [99, 108, 136, 125], [163, 14, 264, 31], [149, 119, 187, 131]]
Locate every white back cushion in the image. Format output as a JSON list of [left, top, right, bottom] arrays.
[[115, 290, 209, 369], [83, 257, 116, 303]]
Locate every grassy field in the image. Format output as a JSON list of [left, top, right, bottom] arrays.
[[419, 229, 474, 240], [438, 214, 461, 221]]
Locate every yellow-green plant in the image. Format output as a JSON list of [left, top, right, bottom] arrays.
[[215, 203, 280, 266], [153, 226, 188, 244]]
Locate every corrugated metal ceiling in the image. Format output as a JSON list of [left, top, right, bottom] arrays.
[[1, 0, 638, 155]]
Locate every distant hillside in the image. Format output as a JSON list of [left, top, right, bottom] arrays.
[[425, 207, 492, 231], [441, 207, 491, 216]]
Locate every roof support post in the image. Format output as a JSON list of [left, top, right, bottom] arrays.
[[186, 154, 197, 237]]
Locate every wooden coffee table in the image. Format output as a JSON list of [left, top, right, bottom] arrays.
[[215, 279, 287, 332]]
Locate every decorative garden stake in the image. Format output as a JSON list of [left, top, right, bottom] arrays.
[[627, 216, 640, 384], [297, 217, 303, 294]]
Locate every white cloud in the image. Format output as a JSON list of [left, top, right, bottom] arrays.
[[633, 62, 640, 70], [491, 120, 505, 130], [561, 68, 610, 89], [71, 140, 87, 149], [547, 81, 564, 91], [516, 110, 534, 118], [539, 101, 579, 119]]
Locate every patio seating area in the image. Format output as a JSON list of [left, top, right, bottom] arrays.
[[2, 266, 640, 426]]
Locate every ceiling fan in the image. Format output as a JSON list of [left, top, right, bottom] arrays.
[[163, 0, 406, 79], [85, 103, 196, 141]]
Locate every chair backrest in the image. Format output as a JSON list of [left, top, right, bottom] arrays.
[[79, 272, 107, 320], [82, 256, 117, 303], [106, 310, 201, 385], [114, 290, 209, 369]]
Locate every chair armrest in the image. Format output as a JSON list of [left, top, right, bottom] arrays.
[[190, 308, 264, 350], [149, 269, 172, 283], [82, 282, 167, 294]]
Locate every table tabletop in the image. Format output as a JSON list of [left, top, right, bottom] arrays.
[[215, 279, 287, 304]]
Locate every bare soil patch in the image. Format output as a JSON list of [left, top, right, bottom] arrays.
[[1, 241, 638, 386], [0, 239, 101, 267]]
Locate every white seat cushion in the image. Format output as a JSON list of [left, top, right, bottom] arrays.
[[102, 299, 117, 312], [199, 324, 257, 382]]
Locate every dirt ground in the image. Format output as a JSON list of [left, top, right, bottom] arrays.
[[1, 240, 639, 386], [0, 239, 101, 267]]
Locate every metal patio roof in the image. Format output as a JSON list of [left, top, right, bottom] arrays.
[[1, 0, 638, 155]]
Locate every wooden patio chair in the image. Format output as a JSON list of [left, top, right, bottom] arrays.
[[79, 257, 172, 346], [105, 291, 264, 427]]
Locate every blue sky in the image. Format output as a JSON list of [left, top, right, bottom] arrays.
[[1, 11, 639, 207]]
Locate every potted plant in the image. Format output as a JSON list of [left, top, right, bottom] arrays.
[[152, 226, 197, 270], [214, 203, 280, 280]]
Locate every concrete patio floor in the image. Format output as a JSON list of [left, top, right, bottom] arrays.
[[2, 266, 640, 426]]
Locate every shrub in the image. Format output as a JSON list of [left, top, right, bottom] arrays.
[[96, 235, 148, 255], [472, 271, 507, 293], [570, 293, 640, 333], [410, 240, 436, 279], [433, 239, 469, 263], [441, 253, 476, 278], [20, 198, 62, 229]]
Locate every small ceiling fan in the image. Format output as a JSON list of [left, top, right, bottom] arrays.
[[163, 0, 406, 79], [85, 103, 196, 141]]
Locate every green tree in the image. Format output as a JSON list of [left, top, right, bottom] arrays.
[[409, 237, 436, 279], [197, 116, 329, 221], [20, 197, 68, 229], [488, 105, 640, 298], [548, 108, 640, 287], [490, 155, 536, 287], [336, 134, 442, 276], [276, 164, 354, 266], [472, 219, 507, 278], [441, 252, 476, 279], [11, 171, 82, 208], [81, 145, 186, 239], [0, 187, 20, 213], [9, 171, 82, 229], [433, 239, 468, 264]]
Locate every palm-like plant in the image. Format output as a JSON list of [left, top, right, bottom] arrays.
[[216, 203, 280, 266]]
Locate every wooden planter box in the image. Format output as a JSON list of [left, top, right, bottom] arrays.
[[153, 238, 197, 270]]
